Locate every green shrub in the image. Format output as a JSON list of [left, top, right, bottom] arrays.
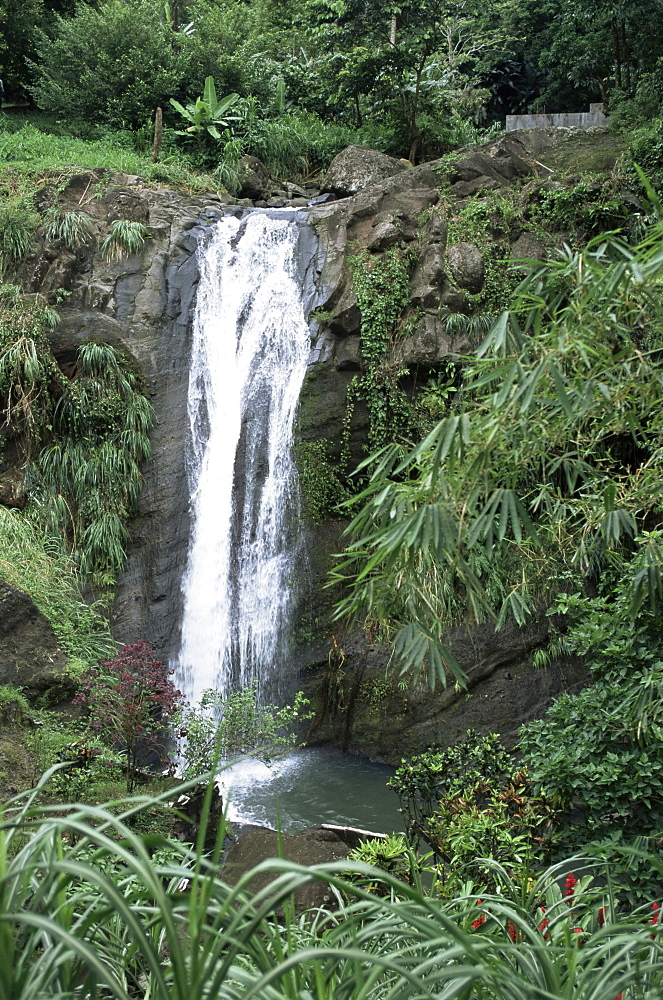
[[341, 248, 414, 467], [29, 0, 185, 128], [626, 119, 663, 193], [100, 219, 149, 262], [0, 685, 30, 714], [0, 198, 38, 268], [387, 731, 557, 896], [176, 684, 311, 779], [520, 541, 663, 902], [346, 833, 424, 894], [31, 340, 155, 581], [0, 290, 155, 584]]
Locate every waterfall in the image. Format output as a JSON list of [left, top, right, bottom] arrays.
[[176, 212, 313, 707]]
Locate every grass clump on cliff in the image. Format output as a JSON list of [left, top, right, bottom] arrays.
[[0, 198, 39, 270], [100, 219, 149, 262], [0, 506, 114, 662]]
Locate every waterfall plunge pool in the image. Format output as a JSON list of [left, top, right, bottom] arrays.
[[218, 747, 403, 836]]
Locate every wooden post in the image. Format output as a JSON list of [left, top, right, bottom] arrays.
[[151, 107, 163, 163]]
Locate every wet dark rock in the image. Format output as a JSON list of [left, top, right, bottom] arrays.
[[237, 155, 270, 200], [105, 188, 151, 224], [0, 469, 27, 509], [410, 244, 448, 308], [223, 825, 351, 912], [396, 311, 452, 365], [510, 232, 547, 261], [334, 335, 361, 370], [447, 242, 485, 293], [304, 617, 592, 762]]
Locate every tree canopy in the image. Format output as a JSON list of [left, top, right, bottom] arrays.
[[1, 0, 660, 156]]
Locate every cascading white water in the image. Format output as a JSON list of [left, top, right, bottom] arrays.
[[176, 212, 313, 707]]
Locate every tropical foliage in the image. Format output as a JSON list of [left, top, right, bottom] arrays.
[[333, 224, 663, 685], [1, 781, 663, 1000], [4, 0, 661, 172], [0, 289, 155, 584], [169, 75, 241, 143]]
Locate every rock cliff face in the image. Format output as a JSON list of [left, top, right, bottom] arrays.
[[2, 127, 628, 749]]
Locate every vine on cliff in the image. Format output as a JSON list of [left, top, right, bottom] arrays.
[[340, 248, 414, 472], [294, 438, 348, 524]]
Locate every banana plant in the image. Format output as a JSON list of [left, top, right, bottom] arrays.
[[169, 76, 241, 142]]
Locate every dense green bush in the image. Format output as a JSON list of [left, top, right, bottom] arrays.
[[520, 543, 663, 902], [626, 119, 663, 192], [389, 731, 556, 895], [29, 0, 185, 128]]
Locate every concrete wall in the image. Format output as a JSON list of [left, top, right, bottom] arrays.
[[506, 105, 607, 132]]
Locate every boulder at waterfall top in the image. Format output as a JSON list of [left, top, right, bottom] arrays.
[[237, 155, 271, 200], [321, 145, 409, 197]]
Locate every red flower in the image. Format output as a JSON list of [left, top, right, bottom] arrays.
[[507, 921, 520, 943], [650, 901, 660, 939], [472, 898, 486, 930], [598, 906, 606, 927], [564, 872, 578, 897]]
